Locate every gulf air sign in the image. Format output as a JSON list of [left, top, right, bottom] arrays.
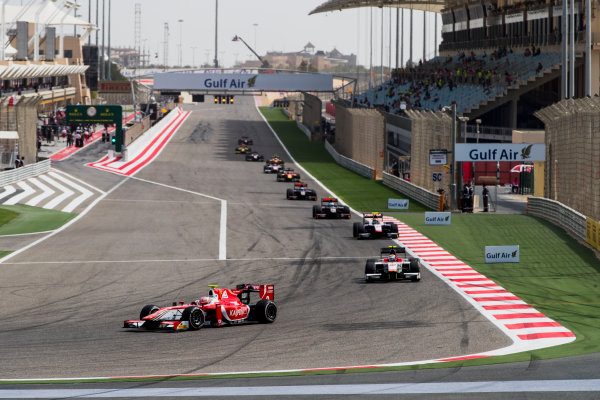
[[485, 245, 520, 263], [154, 73, 334, 92], [455, 144, 545, 162]]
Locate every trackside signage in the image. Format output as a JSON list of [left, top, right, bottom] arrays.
[[388, 199, 409, 209], [485, 245, 520, 263], [154, 73, 334, 92], [455, 143, 546, 162], [425, 212, 451, 225]]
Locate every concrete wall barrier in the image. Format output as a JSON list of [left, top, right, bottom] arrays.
[[0, 159, 51, 187], [325, 140, 374, 180], [382, 171, 442, 211], [124, 115, 151, 146], [297, 120, 311, 140], [527, 196, 586, 241]]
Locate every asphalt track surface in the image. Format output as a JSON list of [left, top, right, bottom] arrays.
[[3, 97, 597, 399]]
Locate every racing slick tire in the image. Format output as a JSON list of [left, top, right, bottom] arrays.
[[255, 300, 277, 323], [182, 306, 205, 330], [389, 223, 399, 234], [409, 259, 421, 281], [353, 222, 365, 238], [181, 306, 204, 331], [343, 206, 351, 219], [364, 259, 376, 282], [313, 205, 322, 219], [286, 188, 294, 199], [140, 304, 160, 319]]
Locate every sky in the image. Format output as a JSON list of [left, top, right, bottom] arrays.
[[8, 0, 441, 69]]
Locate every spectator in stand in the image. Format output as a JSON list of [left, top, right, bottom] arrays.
[[524, 47, 532, 57], [536, 62, 543, 74]]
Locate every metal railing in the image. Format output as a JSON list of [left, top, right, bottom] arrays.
[[382, 172, 442, 211], [527, 196, 586, 241], [324, 141, 374, 180], [0, 159, 50, 187]]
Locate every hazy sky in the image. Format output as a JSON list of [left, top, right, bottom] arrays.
[[11, 0, 441, 68]]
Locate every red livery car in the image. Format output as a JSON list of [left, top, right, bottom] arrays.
[[123, 284, 277, 331]]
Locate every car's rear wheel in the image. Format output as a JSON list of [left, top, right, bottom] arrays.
[[182, 306, 205, 330], [286, 188, 293, 199], [140, 304, 160, 319], [409, 259, 421, 281], [255, 300, 277, 323], [390, 223, 399, 233]]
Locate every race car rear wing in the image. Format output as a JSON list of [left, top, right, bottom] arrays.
[[294, 183, 307, 187], [380, 246, 406, 255], [235, 284, 274, 300]]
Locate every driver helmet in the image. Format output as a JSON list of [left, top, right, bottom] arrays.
[[388, 253, 397, 261], [373, 219, 380, 225], [329, 202, 334, 207], [198, 296, 212, 305]]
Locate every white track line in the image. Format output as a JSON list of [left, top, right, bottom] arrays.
[[48, 171, 93, 213], [51, 169, 106, 195], [37, 175, 74, 210], [3, 181, 35, 205], [24, 177, 55, 207]]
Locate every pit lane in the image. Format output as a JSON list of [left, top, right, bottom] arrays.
[[0, 96, 510, 379]]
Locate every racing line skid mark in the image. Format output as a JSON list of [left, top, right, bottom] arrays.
[[382, 215, 576, 359]]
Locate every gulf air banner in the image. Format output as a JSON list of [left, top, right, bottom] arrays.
[[585, 217, 600, 251], [154, 73, 334, 92], [455, 143, 546, 162]]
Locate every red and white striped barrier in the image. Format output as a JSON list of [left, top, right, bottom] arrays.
[[87, 108, 190, 176]]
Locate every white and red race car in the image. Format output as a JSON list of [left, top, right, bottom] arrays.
[[353, 212, 399, 239], [365, 246, 421, 282], [123, 284, 277, 331]]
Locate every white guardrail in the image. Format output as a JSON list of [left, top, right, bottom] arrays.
[[382, 172, 442, 211], [0, 159, 51, 187], [296, 120, 311, 139], [527, 197, 586, 241], [324, 140, 374, 180]]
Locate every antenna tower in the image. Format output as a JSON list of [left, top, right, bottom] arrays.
[[163, 22, 170, 69], [134, 3, 141, 68]]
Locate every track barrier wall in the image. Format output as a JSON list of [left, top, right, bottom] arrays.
[[527, 196, 586, 241], [383, 171, 442, 211], [0, 159, 51, 186], [324, 140, 374, 180]]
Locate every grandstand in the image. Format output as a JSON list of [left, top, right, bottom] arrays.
[[308, 0, 600, 223]]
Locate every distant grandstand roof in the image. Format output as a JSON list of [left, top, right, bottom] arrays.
[[309, 0, 446, 15]]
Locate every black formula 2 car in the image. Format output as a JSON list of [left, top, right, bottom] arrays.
[[353, 212, 399, 239], [238, 136, 253, 145], [364, 246, 421, 282], [313, 197, 351, 219], [286, 183, 317, 200], [245, 152, 264, 161]]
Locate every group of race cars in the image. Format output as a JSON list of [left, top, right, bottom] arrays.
[[123, 136, 420, 333]]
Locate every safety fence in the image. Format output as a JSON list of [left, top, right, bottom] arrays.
[[296, 120, 311, 140], [324, 140, 374, 180], [527, 197, 586, 241], [0, 159, 51, 187], [382, 172, 442, 211]]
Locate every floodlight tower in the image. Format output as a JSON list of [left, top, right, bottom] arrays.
[[163, 22, 169, 69], [134, 3, 141, 69]]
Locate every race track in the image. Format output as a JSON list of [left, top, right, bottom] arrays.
[[0, 97, 511, 379]]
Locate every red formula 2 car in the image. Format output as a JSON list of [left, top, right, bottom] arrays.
[[123, 284, 277, 331], [313, 197, 351, 219]]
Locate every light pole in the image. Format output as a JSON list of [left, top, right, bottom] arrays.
[[458, 116, 469, 195], [214, 0, 218, 67], [190, 46, 197, 68], [473, 119, 481, 185], [178, 19, 183, 67]]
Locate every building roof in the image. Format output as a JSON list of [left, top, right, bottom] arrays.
[[0, 63, 88, 80], [309, 0, 446, 15], [3, 3, 96, 27]]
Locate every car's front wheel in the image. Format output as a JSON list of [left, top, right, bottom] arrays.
[[182, 306, 205, 330], [140, 304, 160, 319]]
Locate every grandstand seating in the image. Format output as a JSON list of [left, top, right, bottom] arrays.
[[356, 51, 562, 115]]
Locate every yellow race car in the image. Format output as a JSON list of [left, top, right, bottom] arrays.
[[235, 144, 252, 154]]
